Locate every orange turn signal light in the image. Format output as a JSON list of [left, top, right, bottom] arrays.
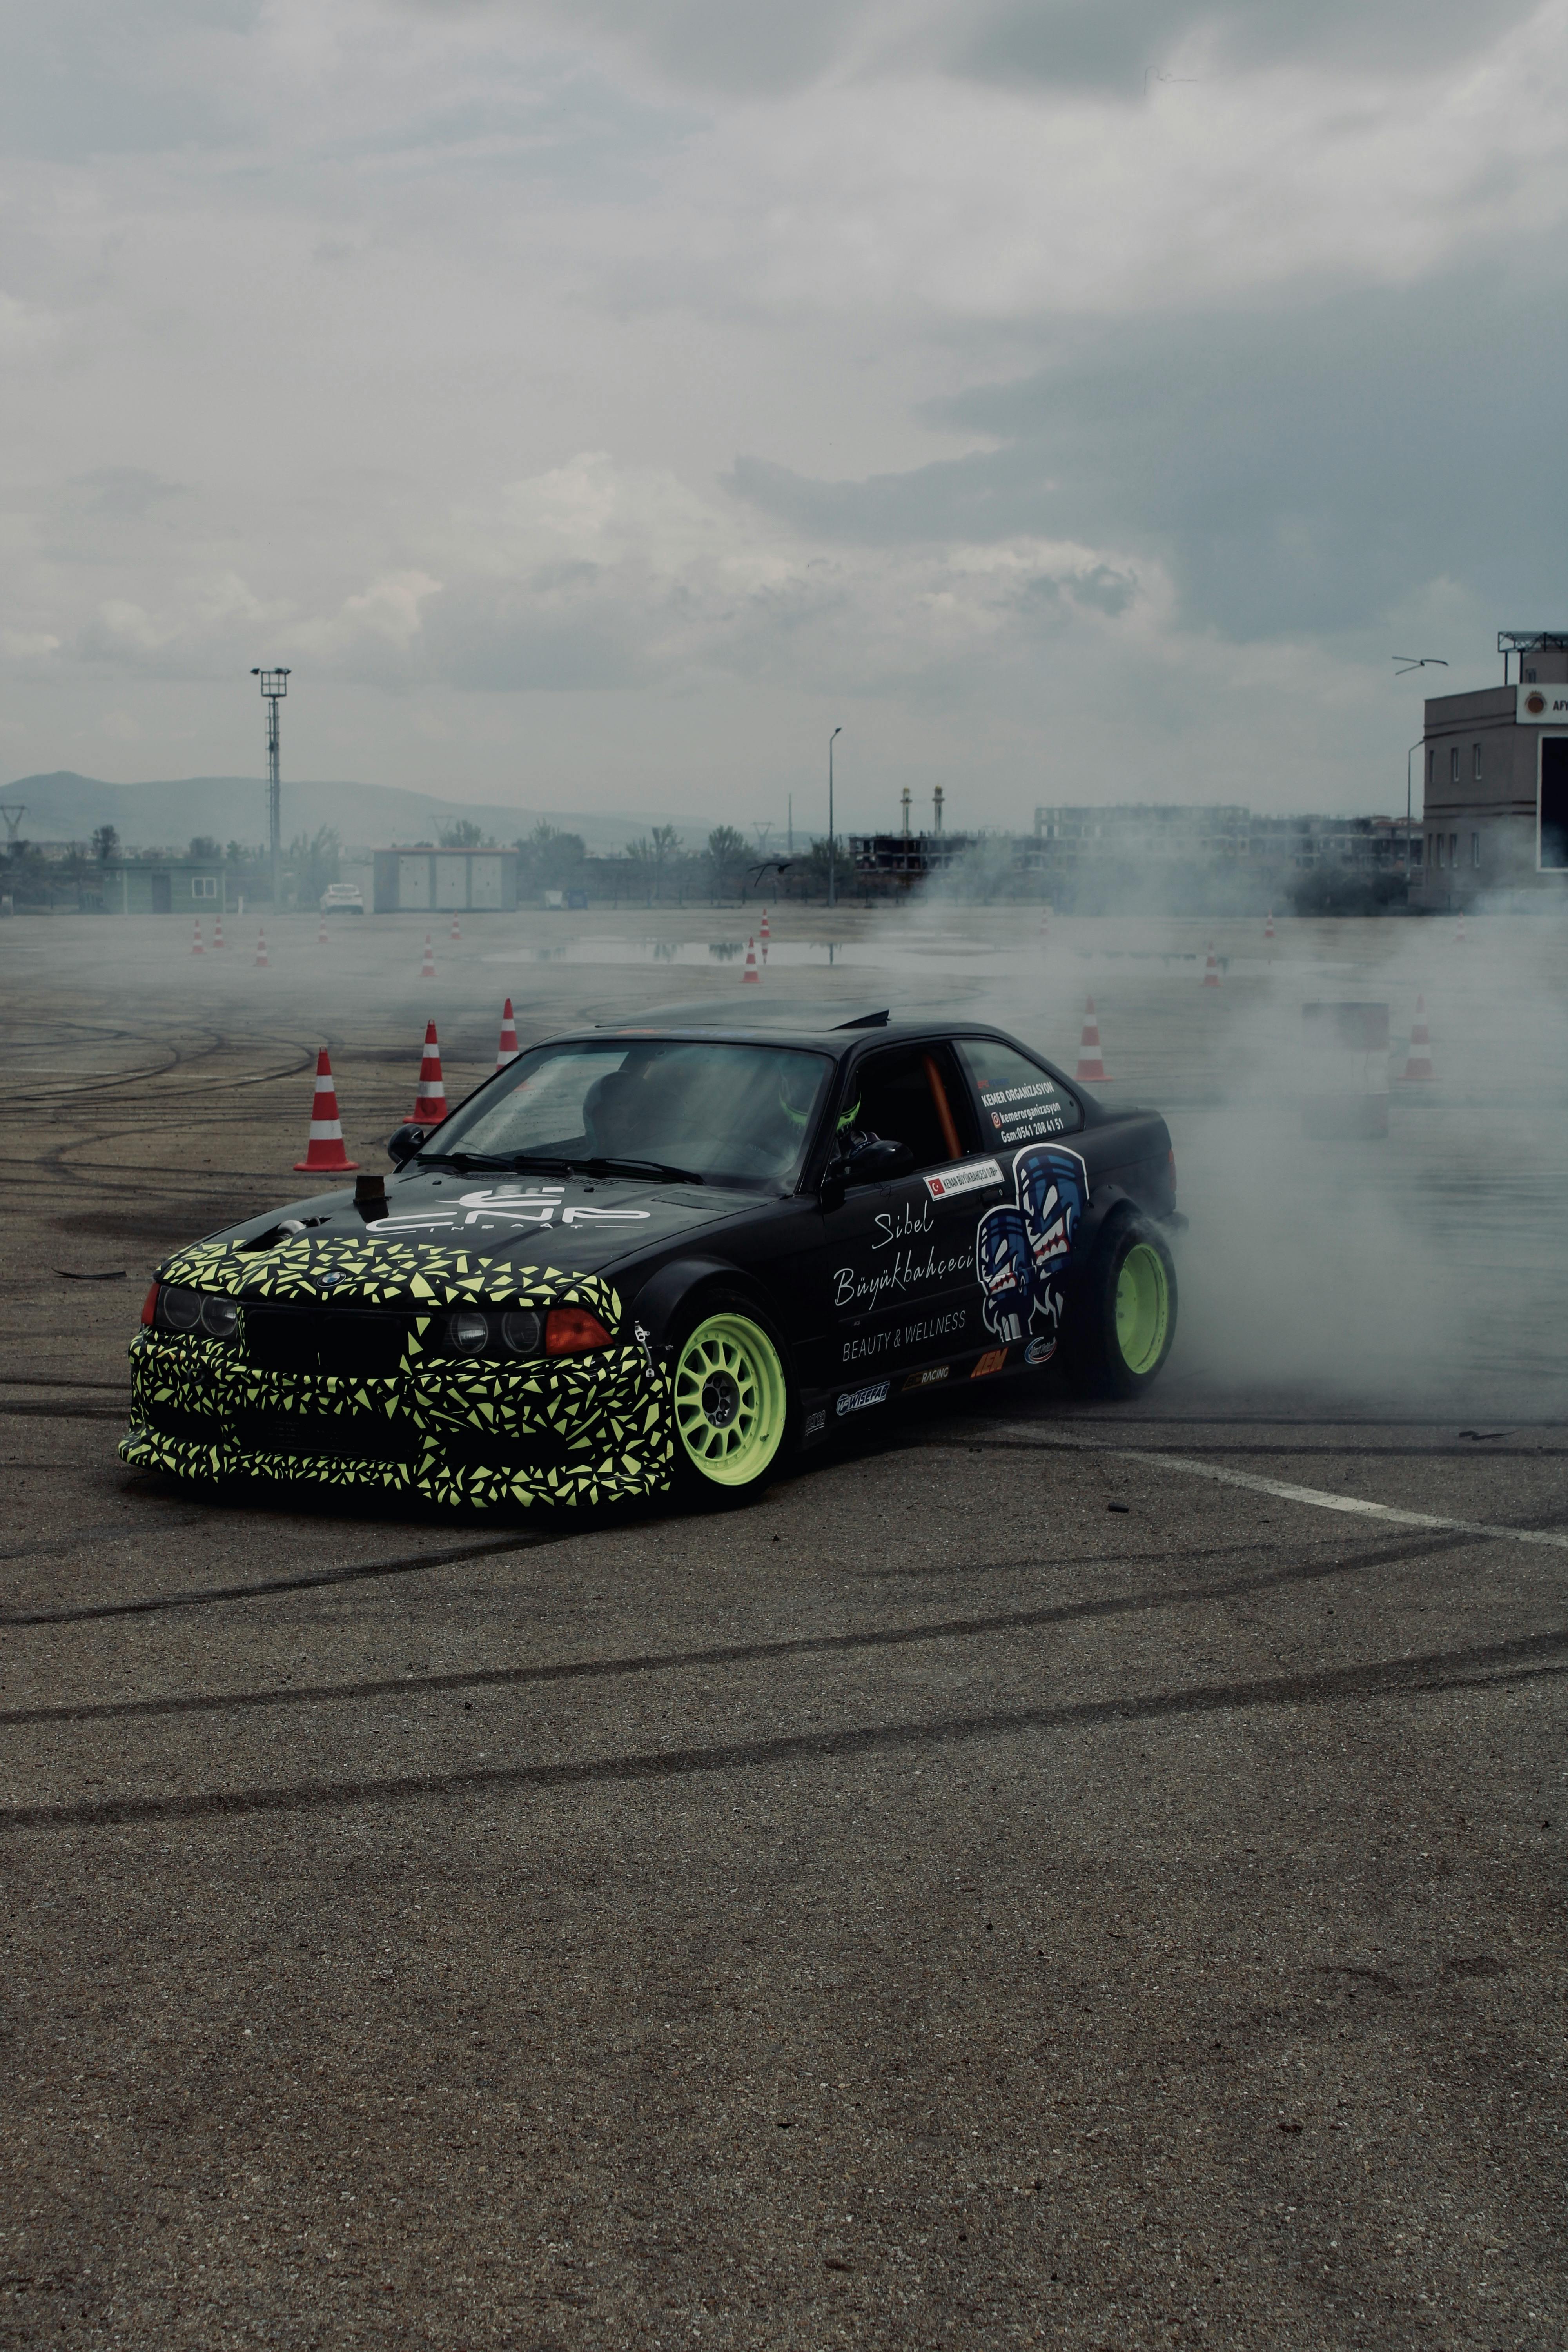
[[544, 1306, 614, 1356]]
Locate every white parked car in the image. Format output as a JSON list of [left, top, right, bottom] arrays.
[[320, 882, 365, 916]]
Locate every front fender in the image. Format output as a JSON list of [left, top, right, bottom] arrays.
[[626, 1256, 750, 1357]]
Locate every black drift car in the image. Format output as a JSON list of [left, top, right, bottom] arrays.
[[123, 1006, 1180, 1509]]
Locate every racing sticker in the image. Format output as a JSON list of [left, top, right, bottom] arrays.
[[975, 1143, 1087, 1363], [924, 1158, 1002, 1201], [903, 1365, 950, 1391], [978, 1074, 1070, 1146], [369, 1186, 653, 1238], [836, 1379, 891, 1417]]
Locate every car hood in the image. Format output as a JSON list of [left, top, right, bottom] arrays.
[[157, 1166, 758, 1311]]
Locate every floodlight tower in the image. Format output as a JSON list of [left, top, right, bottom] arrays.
[[250, 666, 290, 908]]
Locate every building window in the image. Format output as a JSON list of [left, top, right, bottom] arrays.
[[192, 875, 217, 899], [1432, 834, 1441, 869], [1449, 833, 1458, 867], [1471, 833, 1480, 867], [1473, 744, 1482, 780], [1427, 748, 1435, 786], [1450, 747, 1459, 784]]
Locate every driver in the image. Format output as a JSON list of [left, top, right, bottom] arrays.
[[582, 1064, 649, 1158]]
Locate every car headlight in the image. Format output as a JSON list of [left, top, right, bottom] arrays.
[[200, 1296, 239, 1340], [156, 1285, 240, 1340], [447, 1310, 490, 1356], [158, 1285, 203, 1331], [500, 1309, 542, 1356]]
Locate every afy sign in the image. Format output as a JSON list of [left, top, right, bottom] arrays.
[[1518, 684, 1568, 723]]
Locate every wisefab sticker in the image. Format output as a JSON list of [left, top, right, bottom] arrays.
[[975, 1144, 1087, 1361], [836, 1380, 891, 1417], [924, 1158, 1002, 1201]]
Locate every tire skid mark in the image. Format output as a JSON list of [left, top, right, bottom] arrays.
[[6, 1638, 1566, 1834], [0, 1528, 566, 1627], [0, 1520, 1498, 1725]]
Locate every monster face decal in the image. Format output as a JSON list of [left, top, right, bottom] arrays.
[[976, 1203, 1033, 1343], [976, 1144, 1089, 1359]]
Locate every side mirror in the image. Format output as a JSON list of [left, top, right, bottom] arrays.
[[387, 1123, 425, 1168], [820, 1135, 914, 1209]]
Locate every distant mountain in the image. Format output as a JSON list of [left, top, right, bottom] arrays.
[[1, 771, 722, 855]]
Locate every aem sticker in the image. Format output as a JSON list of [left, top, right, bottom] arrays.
[[904, 1365, 951, 1391], [972, 1347, 1009, 1378], [837, 1380, 891, 1417], [925, 1158, 1003, 1200]]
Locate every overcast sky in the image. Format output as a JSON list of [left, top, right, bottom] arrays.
[[2, 0, 1564, 832]]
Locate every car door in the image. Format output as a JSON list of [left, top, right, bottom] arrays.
[[952, 1035, 1090, 1370], [806, 1040, 1007, 1419]]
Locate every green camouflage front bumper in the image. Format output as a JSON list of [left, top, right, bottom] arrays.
[[119, 1234, 673, 1510]]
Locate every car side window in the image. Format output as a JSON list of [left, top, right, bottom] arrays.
[[956, 1038, 1083, 1144], [843, 1044, 978, 1171]]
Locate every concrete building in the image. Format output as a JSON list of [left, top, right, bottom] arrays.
[[84, 856, 229, 914], [1417, 630, 1568, 908], [370, 845, 519, 914]]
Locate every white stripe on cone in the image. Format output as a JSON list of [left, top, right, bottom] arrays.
[[496, 998, 519, 1067], [294, 1048, 359, 1170], [1074, 996, 1108, 1083]]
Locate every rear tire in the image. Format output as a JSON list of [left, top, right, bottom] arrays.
[[1070, 1216, 1177, 1400], [668, 1297, 793, 1506]]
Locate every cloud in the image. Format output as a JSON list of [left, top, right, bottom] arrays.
[[731, 267, 1568, 639], [1, 0, 1564, 816]]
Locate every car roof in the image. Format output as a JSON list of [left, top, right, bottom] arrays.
[[573, 1003, 1020, 1056]]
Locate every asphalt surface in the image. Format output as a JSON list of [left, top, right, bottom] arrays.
[[3, 908, 1565, 2350]]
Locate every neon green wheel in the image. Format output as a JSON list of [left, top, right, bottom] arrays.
[[1114, 1241, 1171, 1377], [673, 1310, 788, 1490]]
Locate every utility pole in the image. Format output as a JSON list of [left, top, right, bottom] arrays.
[[827, 727, 842, 909], [250, 668, 290, 909], [0, 803, 26, 856]]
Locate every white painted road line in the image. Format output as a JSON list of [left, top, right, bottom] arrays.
[[1119, 1450, 1568, 1552]]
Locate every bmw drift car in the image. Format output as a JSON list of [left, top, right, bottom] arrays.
[[123, 1007, 1181, 1509]]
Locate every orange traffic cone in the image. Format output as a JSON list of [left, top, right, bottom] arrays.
[[420, 932, 436, 980], [410, 1020, 447, 1123], [760, 907, 771, 962], [1399, 995, 1436, 1083], [1265, 909, 1275, 940], [213, 916, 224, 949], [496, 999, 519, 1069], [741, 937, 760, 984], [1074, 997, 1108, 1084], [293, 1048, 360, 1173], [191, 920, 204, 955], [255, 927, 269, 969], [1201, 940, 1220, 987], [449, 911, 461, 943]]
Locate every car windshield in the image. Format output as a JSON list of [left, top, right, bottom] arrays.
[[424, 1039, 835, 1191]]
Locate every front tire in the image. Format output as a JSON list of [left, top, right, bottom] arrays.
[[669, 1300, 792, 1504], [1071, 1216, 1177, 1399]]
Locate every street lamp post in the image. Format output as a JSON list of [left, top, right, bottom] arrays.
[[1405, 739, 1423, 884], [251, 667, 291, 910], [827, 726, 842, 909]]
